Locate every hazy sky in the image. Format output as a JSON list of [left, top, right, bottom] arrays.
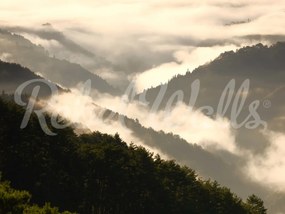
[[2, 0, 285, 91]]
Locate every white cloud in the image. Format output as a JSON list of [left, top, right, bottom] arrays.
[[133, 45, 239, 92], [246, 131, 285, 193], [45, 89, 169, 159], [90, 90, 238, 153], [0, 52, 12, 62]]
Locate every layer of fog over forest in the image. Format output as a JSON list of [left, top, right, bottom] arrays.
[[1, 1, 285, 213]]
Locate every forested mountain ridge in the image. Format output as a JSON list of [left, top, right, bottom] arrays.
[[0, 60, 65, 98], [132, 42, 285, 213], [141, 42, 285, 133], [0, 55, 274, 213], [0, 57, 242, 198], [0, 29, 118, 95], [0, 97, 266, 213], [99, 108, 268, 198]]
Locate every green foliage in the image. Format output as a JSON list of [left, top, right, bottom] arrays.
[[0, 181, 72, 214], [0, 98, 267, 213], [23, 203, 74, 214], [0, 181, 30, 213], [246, 194, 267, 214]]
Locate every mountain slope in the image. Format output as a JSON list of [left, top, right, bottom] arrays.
[[136, 42, 285, 213], [0, 60, 64, 97], [141, 43, 285, 133], [0, 29, 117, 95], [99, 108, 269, 198], [0, 97, 265, 214], [0, 58, 269, 210]]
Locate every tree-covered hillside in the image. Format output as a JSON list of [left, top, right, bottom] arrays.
[[0, 97, 266, 213], [0, 29, 117, 95], [141, 43, 285, 133], [0, 60, 65, 97]]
